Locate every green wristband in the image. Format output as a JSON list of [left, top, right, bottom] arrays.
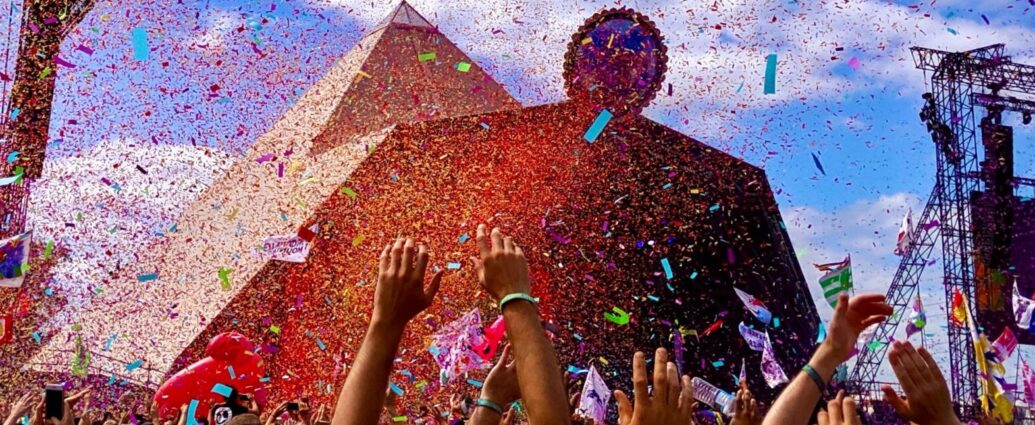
[[499, 293, 537, 312], [802, 364, 827, 393], [475, 398, 503, 415]]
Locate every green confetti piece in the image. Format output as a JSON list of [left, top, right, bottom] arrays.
[[218, 267, 232, 291], [456, 61, 471, 72], [341, 187, 357, 199], [43, 240, 54, 259], [418, 52, 436, 62], [269, 325, 281, 335]]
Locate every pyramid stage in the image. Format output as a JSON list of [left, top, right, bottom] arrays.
[[27, 3, 819, 409]]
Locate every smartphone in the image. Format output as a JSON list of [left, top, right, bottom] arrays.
[[45, 384, 64, 420], [287, 402, 299, 411]]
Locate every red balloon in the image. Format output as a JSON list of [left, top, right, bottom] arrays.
[[153, 332, 267, 420]]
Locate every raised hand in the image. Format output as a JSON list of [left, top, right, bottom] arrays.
[[816, 391, 860, 425], [372, 238, 443, 331], [882, 341, 962, 425], [730, 384, 760, 425], [483, 344, 520, 407], [474, 225, 531, 301], [613, 348, 693, 425], [3, 393, 35, 425], [824, 294, 893, 362]]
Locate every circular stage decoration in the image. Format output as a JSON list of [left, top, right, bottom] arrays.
[[563, 8, 668, 118]]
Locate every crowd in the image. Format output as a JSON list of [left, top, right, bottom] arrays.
[[0, 225, 1000, 425]]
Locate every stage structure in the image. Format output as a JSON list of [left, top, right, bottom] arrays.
[[848, 44, 1035, 423], [176, 7, 821, 408]]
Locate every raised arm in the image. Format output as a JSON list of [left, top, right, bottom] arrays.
[[762, 293, 892, 425], [331, 238, 443, 425], [474, 225, 570, 425]]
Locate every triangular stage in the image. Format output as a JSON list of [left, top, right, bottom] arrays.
[[28, 2, 518, 383]]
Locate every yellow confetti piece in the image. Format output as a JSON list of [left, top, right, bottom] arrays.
[[581, 37, 592, 45], [599, 357, 609, 366], [227, 207, 239, 221], [300, 176, 319, 186], [352, 234, 365, 247], [356, 70, 372, 79], [607, 33, 615, 48], [391, 416, 407, 422]]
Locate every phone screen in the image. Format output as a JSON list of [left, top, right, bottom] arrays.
[[287, 402, 299, 411], [45, 384, 64, 420]]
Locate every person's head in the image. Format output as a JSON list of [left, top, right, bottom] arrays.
[[225, 414, 261, 425]]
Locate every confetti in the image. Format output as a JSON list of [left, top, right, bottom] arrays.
[[764, 54, 778, 94], [131, 27, 150, 61], [583, 109, 612, 143]]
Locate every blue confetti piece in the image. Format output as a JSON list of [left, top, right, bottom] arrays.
[[566, 365, 589, 374], [104, 334, 117, 351], [773, 317, 781, 328], [947, 28, 958, 35], [107, 374, 116, 385], [583, 109, 613, 143], [44, 288, 53, 296], [816, 323, 827, 344], [446, 262, 462, 270], [315, 338, 326, 350], [647, 295, 660, 302], [458, 232, 469, 243], [137, 273, 158, 282], [466, 379, 483, 388], [32, 332, 40, 343], [736, 81, 744, 93], [764, 54, 778, 94], [709, 204, 720, 212], [389, 382, 404, 396], [712, 360, 725, 368], [260, 376, 271, 383], [5, 151, 18, 163], [186, 400, 199, 425], [9, 108, 19, 120], [480, 122, 490, 130], [131, 27, 150, 61], [428, 345, 440, 356], [811, 152, 826, 175], [125, 359, 143, 372], [573, 333, 583, 340], [227, 366, 236, 379], [662, 183, 672, 190], [690, 271, 698, 280], [661, 258, 674, 280], [211, 383, 233, 397]]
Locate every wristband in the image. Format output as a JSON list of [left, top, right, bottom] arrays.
[[474, 399, 503, 415], [499, 293, 537, 312], [802, 364, 827, 393]]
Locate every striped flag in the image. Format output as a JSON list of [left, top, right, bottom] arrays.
[[815, 256, 853, 307]]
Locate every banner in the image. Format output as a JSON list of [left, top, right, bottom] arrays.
[[738, 322, 766, 352], [428, 309, 489, 383], [761, 332, 788, 388], [261, 225, 318, 263]]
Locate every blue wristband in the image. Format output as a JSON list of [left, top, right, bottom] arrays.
[[499, 293, 537, 311], [802, 364, 827, 393], [475, 398, 503, 415]]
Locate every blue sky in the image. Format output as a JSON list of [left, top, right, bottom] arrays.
[[2, 0, 1035, 394]]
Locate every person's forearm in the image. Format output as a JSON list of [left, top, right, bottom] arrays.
[[468, 407, 498, 425], [761, 343, 839, 425], [332, 320, 405, 425], [503, 301, 570, 425]]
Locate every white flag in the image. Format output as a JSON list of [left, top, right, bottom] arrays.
[[761, 332, 789, 388], [262, 225, 318, 263], [576, 366, 610, 424], [894, 208, 914, 256], [1014, 284, 1035, 330]]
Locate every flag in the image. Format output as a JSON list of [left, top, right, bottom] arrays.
[[991, 327, 1018, 360], [815, 256, 852, 307], [905, 295, 926, 338], [734, 287, 772, 325], [1013, 284, 1035, 331], [1022, 359, 1035, 405], [951, 289, 967, 327], [0, 314, 12, 345], [761, 332, 788, 388], [961, 291, 1014, 423], [261, 224, 318, 263], [0, 232, 31, 288], [576, 366, 610, 424], [738, 359, 747, 386], [894, 208, 914, 256]]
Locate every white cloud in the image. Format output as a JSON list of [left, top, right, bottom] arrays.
[[26, 140, 233, 331]]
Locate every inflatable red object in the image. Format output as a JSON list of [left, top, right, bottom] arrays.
[[473, 316, 506, 361], [153, 332, 266, 420]]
